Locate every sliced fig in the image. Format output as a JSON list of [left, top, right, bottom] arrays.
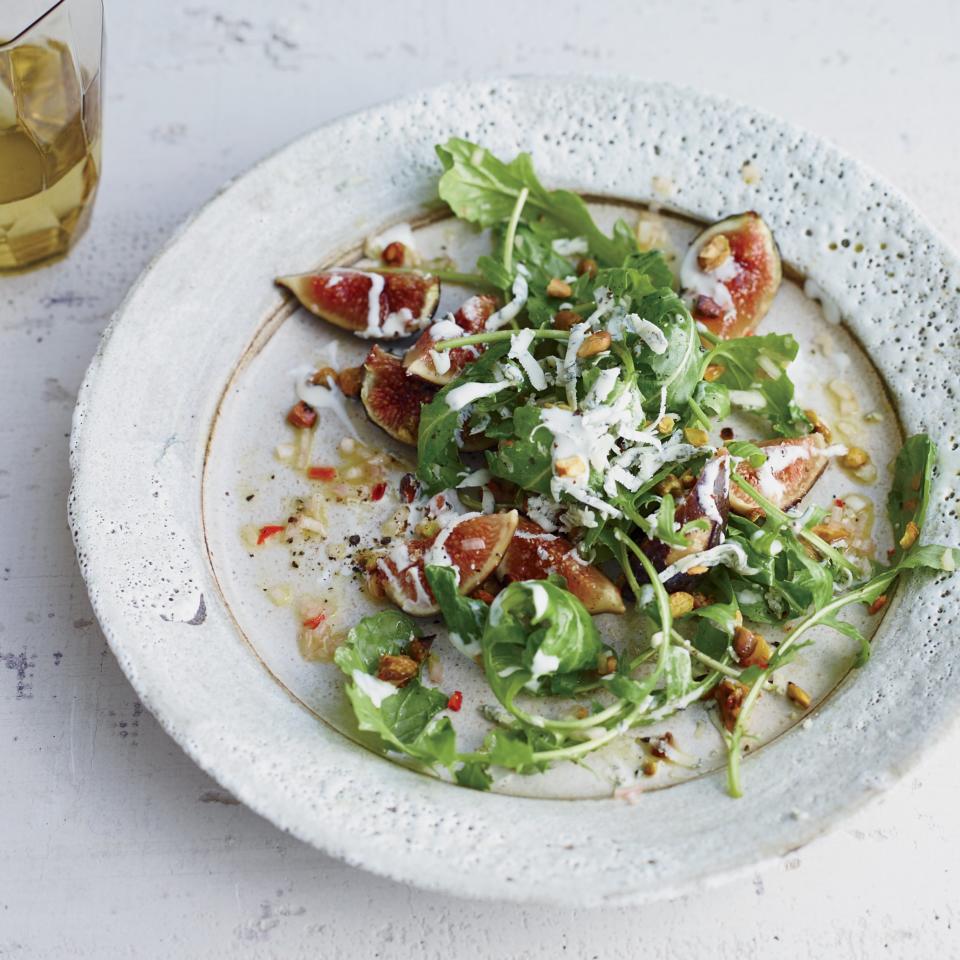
[[730, 434, 827, 516], [681, 212, 782, 339], [276, 268, 440, 339], [404, 294, 499, 385], [497, 517, 625, 615], [375, 511, 519, 616], [637, 454, 730, 591], [360, 345, 437, 445]]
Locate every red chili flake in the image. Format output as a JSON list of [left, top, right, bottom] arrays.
[[834, 498, 846, 508], [868, 595, 888, 615], [302, 612, 326, 630], [257, 524, 285, 545], [370, 481, 387, 501], [446, 690, 463, 712], [308, 466, 337, 481]]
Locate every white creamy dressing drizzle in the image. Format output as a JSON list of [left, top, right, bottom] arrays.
[[508, 327, 547, 390], [425, 316, 468, 376], [292, 364, 359, 438], [657, 542, 758, 583], [485, 268, 529, 331], [528, 648, 560, 684], [696, 454, 729, 526], [352, 670, 398, 708], [529, 584, 551, 621], [680, 242, 737, 319]]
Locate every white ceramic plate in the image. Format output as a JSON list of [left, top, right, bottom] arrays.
[[70, 77, 960, 905]]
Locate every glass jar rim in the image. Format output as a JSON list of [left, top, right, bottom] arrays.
[[0, 0, 102, 50]]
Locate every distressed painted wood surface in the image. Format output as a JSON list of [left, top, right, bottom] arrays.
[[1, 0, 958, 955]]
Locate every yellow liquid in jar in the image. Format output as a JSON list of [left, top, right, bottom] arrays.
[[0, 39, 101, 270]]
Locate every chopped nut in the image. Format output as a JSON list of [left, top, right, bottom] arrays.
[[597, 653, 618, 676], [680, 472, 697, 488], [686, 565, 709, 575], [311, 366, 338, 388], [573, 705, 590, 720], [691, 592, 712, 609], [576, 330, 612, 358], [786, 681, 812, 709], [553, 309, 582, 331], [287, 401, 317, 429], [546, 277, 574, 299], [576, 257, 598, 278], [712, 679, 748, 732], [697, 234, 731, 272], [899, 520, 919, 550], [703, 364, 725, 382], [668, 592, 695, 618], [867, 594, 888, 615], [555, 455, 587, 478], [657, 415, 676, 435], [733, 625, 772, 667], [694, 295, 724, 320], [805, 409, 832, 442], [641, 758, 658, 777], [841, 446, 870, 470], [811, 521, 848, 544], [407, 637, 434, 664], [381, 240, 407, 266], [683, 427, 709, 447], [656, 474, 683, 497], [337, 365, 363, 398], [377, 654, 419, 687]]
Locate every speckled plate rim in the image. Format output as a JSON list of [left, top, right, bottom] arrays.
[[69, 76, 960, 906]]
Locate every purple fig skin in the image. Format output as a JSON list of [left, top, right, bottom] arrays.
[[634, 454, 731, 592]]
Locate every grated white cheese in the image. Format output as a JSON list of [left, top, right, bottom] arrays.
[[508, 327, 547, 390], [485, 268, 529, 331], [445, 379, 513, 412]]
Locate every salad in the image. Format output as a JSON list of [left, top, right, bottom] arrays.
[[265, 140, 958, 797]]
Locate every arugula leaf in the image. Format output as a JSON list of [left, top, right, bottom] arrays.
[[424, 564, 488, 659], [706, 333, 811, 437], [342, 610, 419, 671], [483, 728, 546, 774], [416, 343, 511, 495], [436, 139, 635, 266], [726, 440, 767, 468], [631, 292, 702, 410], [485, 405, 554, 495], [380, 683, 453, 746], [486, 580, 602, 684], [888, 434, 937, 558], [455, 762, 493, 790]]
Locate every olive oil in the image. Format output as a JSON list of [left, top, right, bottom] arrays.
[[0, 38, 101, 270]]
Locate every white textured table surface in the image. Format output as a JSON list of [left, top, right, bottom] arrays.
[[3, 1, 959, 956]]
